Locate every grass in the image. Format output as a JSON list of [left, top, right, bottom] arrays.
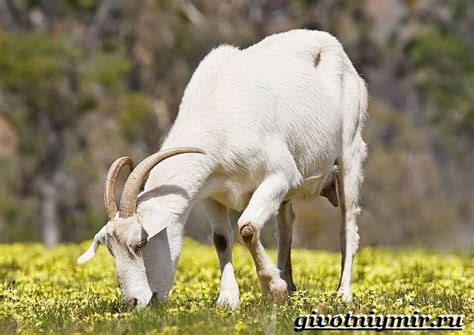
[[0, 238, 472, 334]]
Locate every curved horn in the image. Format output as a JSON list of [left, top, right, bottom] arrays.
[[104, 156, 134, 220], [119, 147, 206, 218]]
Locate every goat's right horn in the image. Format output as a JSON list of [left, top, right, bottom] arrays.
[[104, 156, 134, 220], [119, 147, 206, 218]]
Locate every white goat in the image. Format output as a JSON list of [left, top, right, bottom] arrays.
[[78, 29, 368, 309]]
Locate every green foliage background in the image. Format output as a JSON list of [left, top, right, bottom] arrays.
[[0, 0, 472, 249]]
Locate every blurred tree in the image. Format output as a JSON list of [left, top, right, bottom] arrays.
[[407, 5, 474, 153], [0, 30, 138, 245], [0, 31, 82, 245]]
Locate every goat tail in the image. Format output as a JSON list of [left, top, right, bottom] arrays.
[[341, 65, 368, 159]]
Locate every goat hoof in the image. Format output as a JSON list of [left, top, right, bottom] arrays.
[[337, 288, 353, 302], [216, 289, 240, 309], [240, 223, 256, 243], [269, 278, 289, 301], [281, 274, 296, 293], [288, 282, 297, 293]]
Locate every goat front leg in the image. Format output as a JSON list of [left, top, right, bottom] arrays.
[[203, 199, 240, 308], [238, 173, 297, 300], [276, 200, 296, 293]]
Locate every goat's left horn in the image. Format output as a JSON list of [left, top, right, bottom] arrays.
[[119, 147, 206, 218], [104, 156, 134, 220]]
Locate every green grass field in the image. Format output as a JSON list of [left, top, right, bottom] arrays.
[[0, 238, 472, 334]]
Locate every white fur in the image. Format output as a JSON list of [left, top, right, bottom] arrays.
[[77, 226, 107, 264], [79, 29, 368, 307]]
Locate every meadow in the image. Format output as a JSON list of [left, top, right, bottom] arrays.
[[0, 238, 472, 334]]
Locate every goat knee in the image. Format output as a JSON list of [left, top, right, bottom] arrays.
[[213, 233, 228, 252], [240, 223, 256, 244]]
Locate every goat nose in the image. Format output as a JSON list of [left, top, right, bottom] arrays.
[[127, 297, 138, 309]]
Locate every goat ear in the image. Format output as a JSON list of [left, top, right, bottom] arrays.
[[140, 209, 174, 241], [77, 225, 107, 264]]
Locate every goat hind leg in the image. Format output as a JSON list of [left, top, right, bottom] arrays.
[[337, 139, 366, 301]]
